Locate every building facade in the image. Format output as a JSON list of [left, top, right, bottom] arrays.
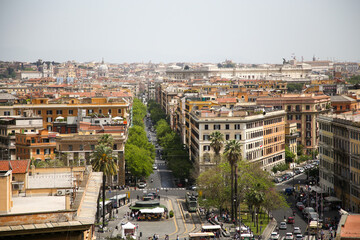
[[257, 94, 331, 154], [318, 113, 360, 213], [188, 106, 286, 173]]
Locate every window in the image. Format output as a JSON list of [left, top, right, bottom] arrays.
[[99, 109, 102, 114], [47, 117, 52, 122], [68, 145, 73, 151], [91, 145, 95, 150], [56, 110, 63, 115], [108, 109, 112, 114], [43, 138, 49, 143], [306, 123, 311, 129], [306, 105, 310, 110], [296, 105, 301, 111], [235, 134, 241, 140], [68, 110, 73, 115], [204, 125, 208, 130], [287, 115, 293, 120], [306, 140, 311, 146], [113, 144, 117, 150], [36, 149, 40, 154], [297, 123, 301, 129], [287, 106, 291, 111], [306, 115, 311, 121], [340, 106, 343, 110], [46, 110, 53, 115], [203, 145, 210, 151], [37, 110, 41, 115], [44, 149, 50, 154], [79, 145, 83, 151], [4, 111, 10, 116], [235, 124, 240, 130], [296, 115, 301, 120], [214, 124, 221, 130], [226, 134, 230, 140], [225, 124, 230, 130], [203, 135, 209, 141], [88, 109, 93, 114], [118, 109, 122, 114]]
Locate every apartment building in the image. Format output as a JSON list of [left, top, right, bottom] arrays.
[[56, 121, 127, 186], [257, 94, 331, 154], [0, 97, 130, 131], [188, 105, 286, 172], [318, 113, 360, 213], [285, 123, 298, 158], [15, 129, 58, 161], [0, 116, 43, 160]]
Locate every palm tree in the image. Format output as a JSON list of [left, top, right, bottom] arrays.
[[209, 131, 224, 164], [91, 143, 118, 229], [98, 134, 114, 148], [224, 139, 242, 222]]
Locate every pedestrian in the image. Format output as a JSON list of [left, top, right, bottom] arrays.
[[176, 235, 179, 240]]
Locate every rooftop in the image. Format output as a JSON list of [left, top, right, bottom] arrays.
[[6, 196, 66, 215], [0, 160, 30, 174], [340, 215, 360, 238]]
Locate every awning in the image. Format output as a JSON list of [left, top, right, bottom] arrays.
[[139, 207, 164, 214], [122, 222, 136, 230], [309, 186, 326, 194], [324, 196, 341, 202], [110, 194, 127, 200]]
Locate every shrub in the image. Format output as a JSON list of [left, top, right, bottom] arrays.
[[169, 210, 174, 218]]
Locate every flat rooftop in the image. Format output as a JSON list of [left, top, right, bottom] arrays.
[[5, 196, 65, 215]]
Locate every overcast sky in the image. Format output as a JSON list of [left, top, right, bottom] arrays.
[[1, 0, 359, 64]]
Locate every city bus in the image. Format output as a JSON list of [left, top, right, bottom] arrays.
[[189, 232, 215, 240]]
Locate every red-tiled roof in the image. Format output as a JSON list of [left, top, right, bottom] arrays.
[[341, 215, 360, 238], [217, 97, 237, 103], [0, 160, 30, 174]]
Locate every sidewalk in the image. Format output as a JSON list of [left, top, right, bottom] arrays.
[[261, 219, 277, 239]]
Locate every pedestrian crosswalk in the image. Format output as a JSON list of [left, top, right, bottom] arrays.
[[279, 235, 323, 240], [143, 187, 186, 191]]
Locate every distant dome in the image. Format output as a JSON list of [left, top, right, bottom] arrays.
[[99, 64, 108, 71]]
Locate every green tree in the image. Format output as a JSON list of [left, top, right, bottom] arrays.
[[297, 144, 304, 156], [224, 139, 242, 221], [91, 144, 118, 229], [197, 163, 230, 214], [125, 144, 153, 178], [98, 134, 114, 147], [209, 131, 224, 164], [287, 83, 303, 92], [285, 145, 296, 164]]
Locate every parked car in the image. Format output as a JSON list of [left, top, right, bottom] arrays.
[[153, 164, 158, 170], [285, 187, 294, 195], [274, 177, 283, 183], [279, 222, 287, 230], [270, 232, 280, 240], [293, 227, 301, 235], [285, 232, 294, 240], [296, 202, 305, 210], [295, 167, 305, 173]]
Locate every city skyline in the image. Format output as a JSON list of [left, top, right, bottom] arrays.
[[1, 0, 360, 64]]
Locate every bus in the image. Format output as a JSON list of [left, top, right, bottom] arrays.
[[189, 232, 215, 240], [185, 192, 198, 212]]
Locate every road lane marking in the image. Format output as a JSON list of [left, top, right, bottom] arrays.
[[177, 199, 188, 235], [168, 198, 178, 237]]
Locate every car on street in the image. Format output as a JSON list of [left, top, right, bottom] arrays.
[[153, 164, 158, 170], [287, 217, 295, 224], [279, 222, 287, 230], [308, 212, 319, 221], [137, 182, 147, 188], [295, 234, 304, 240], [296, 202, 305, 210], [270, 232, 279, 240], [274, 177, 283, 183], [302, 207, 315, 217], [293, 227, 301, 235], [285, 232, 294, 240]]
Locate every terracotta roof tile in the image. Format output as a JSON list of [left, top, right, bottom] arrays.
[[341, 215, 360, 238], [0, 160, 30, 174]]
